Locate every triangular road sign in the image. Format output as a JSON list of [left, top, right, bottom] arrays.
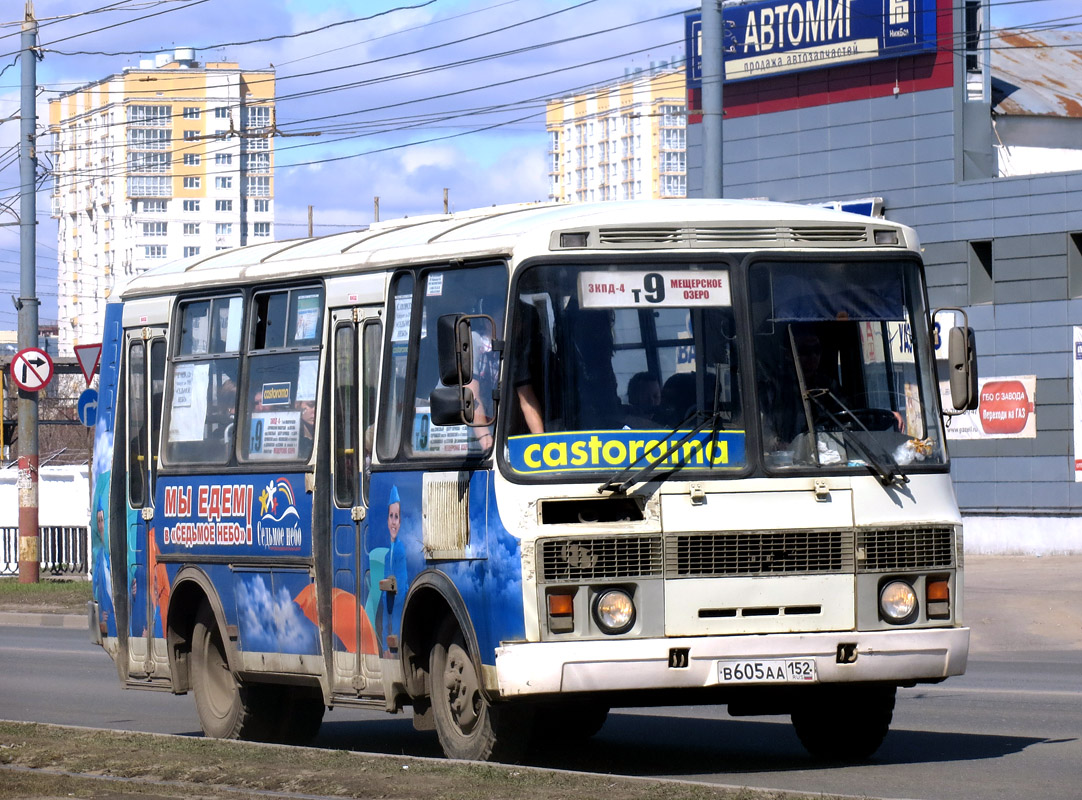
[[74, 343, 103, 386]]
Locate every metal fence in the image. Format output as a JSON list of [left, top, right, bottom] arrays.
[[0, 526, 89, 576]]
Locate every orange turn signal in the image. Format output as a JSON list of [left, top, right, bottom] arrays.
[[927, 580, 950, 602], [548, 593, 574, 617]]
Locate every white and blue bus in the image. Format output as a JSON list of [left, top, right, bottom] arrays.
[[89, 199, 977, 761]]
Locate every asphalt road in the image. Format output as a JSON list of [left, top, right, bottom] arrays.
[[1, 624, 1079, 800]]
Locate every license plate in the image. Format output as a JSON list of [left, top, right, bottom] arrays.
[[717, 658, 818, 684]]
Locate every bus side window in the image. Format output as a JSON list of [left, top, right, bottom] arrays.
[[333, 324, 358, 508], [242, 287, 324, 464], [165, 295, 243, 465], [361, 320, 382, 501], [127, 341, 147, 508]]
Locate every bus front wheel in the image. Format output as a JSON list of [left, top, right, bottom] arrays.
[[429, 616, 530, 762], [191, 604, 273, 741], [790, 684, 896, 761]]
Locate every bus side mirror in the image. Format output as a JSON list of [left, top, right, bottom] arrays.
[[947, 323, 979, 412], [430, 384, 476, 426], [437, 314, 473, 386]]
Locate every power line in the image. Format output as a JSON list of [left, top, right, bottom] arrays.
[[44, 0, 440, 57]]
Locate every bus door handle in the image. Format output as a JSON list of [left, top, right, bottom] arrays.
[[351, 506, 366, 521], [141, 507, 154, 521]]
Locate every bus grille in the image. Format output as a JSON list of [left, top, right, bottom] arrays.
[[539, 536, 663, 583], [856, 527, 955, 571], [536, 527, 955, 583], [667, 530, 854, 577]]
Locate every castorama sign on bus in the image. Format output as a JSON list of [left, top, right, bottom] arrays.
[[686, 0, 938, 85]]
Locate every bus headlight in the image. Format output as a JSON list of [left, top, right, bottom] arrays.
[[593, 589, 635, 634], [879, 580, 918, 624]]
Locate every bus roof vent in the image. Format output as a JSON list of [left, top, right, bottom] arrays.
[[596, 227, 686, 245], [790, 225, 871, 243], [555, 225, 876, 250]]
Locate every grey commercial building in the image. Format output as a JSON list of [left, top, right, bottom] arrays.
[[686, 0, 1082, 552]]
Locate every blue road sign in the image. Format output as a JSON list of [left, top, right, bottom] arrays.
[[78, 388, 99, 428]]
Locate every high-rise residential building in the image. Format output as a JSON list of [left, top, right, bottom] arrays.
[[49, 49, 275, 354], [546, 65, 686, 204]]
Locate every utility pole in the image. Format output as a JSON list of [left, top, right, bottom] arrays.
[[17, 1, 39, 583], [373, 196, 379, 223], [307, 205, 313, 237], [443, 188, 448, 214], [701, 0, 724, 198]]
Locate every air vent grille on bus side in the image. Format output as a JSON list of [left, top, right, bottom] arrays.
[[856, 527, 955, 572], [539, 536, 663, 583], [667, 530, 855, 578]]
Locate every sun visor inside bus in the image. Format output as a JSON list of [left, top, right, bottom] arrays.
[[770, 265, 904, 322]]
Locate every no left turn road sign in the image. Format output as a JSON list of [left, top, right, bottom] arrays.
[[10, 347, 54, 392]]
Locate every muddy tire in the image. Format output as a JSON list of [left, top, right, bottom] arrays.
[[191, 604, 275, 741], [430, 616, 531, 762]]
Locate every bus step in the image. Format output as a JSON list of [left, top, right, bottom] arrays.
[[122, 678, 175, 693], [329, 694, 389, 709]]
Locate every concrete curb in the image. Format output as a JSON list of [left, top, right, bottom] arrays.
[[0, 611, 87, 629]]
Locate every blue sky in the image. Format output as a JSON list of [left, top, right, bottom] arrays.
[[0, 0, 1077, 327]]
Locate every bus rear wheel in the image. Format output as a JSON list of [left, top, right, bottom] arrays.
[[191, 604, 274, 741], [790, 684, 896, 761], [429, 616, 531, 762]]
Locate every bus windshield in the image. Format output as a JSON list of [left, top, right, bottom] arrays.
[[504, 263, 745, 479], [750, 259, 947, 474]]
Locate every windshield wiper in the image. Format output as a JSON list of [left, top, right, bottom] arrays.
[[597, 407, 725, 495], [785, 326, 905, 486], [804, 388, 908, 487]]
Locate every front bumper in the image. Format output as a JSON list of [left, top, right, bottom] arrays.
[[494, 626, 969, 697]]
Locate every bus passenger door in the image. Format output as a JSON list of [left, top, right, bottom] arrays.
[[124, 329, 167, 679], [329, 308, 382, 694]]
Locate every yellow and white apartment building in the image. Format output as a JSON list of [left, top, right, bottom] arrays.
[[546, 67, 686, 204], [49, 50, 275, 354]]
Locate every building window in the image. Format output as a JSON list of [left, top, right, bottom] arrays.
[[215, 176, 233, 190], [214, 107, 230, 119], [183, 130, 200, 141], [245, 176, 270, 197], [127, 128, 170, 150], [182, 107, 201, 119], [183, 246, 201, 257], [183, 199, 201, 212], [183, 176, 201, 189], [660, 174, 686, 198], [243, 152, 270, 173], [214, 153, 232, 165], [142, 222, 167, 237], [215, 223, 233, 235], [1069, 232, 1082, 298], [144, 245, 167, 259], [183, 223, 200, 235], [141, 200, 167, 213], [127, 176, 171, 197], [252, 222, 270, 237], [968, 240, 994, 304], [244, 105, 271, 129], [183, 153, 201, 166], [252, 199, 270, 213], [127, 105, 170, 126], [129, 152, 170, 172], [215, 199, 233, 212]]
